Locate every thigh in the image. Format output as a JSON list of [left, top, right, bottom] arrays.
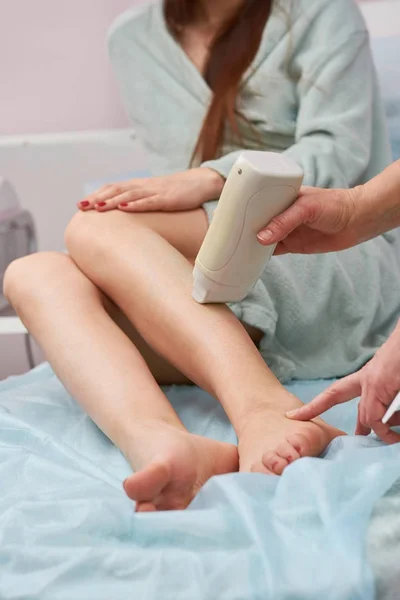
[[67, 207, 209, 265], [125, 208, 209, 259], [130, 210, 264, 345]]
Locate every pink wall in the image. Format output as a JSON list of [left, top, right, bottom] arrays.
[[0, 0, 147, 135], [0, 0, 376, 137]]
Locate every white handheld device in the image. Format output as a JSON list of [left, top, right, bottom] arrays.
[[192, 151, 304, 304]]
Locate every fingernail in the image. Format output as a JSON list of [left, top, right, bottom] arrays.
[[119, 203, 128, 207], [80, 201, 90, 208], [286, 410, 299, 418], [96, 201, 106, 208], [123, 479, 128, 490], [257, 230, 273, 243]]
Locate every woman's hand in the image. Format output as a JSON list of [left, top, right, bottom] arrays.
[[257, 186, 362, 255], [286, 321, 400, 444], [78, 168, 224, 213]]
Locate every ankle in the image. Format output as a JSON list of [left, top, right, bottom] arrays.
[[121, 416, 186, 463], [232, 390, 303, 438]]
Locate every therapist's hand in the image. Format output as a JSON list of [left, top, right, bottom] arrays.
[[286, 322, 400, 444], [257, 160, 400, 255], [78, 168, 224, 213], [257, 186, 363, 255]]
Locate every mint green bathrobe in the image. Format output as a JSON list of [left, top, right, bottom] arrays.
[[108, 0, 400, 382]]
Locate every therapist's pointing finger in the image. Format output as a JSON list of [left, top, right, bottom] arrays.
[[286, 373, 362, 421], [355, 403, 371, 436]]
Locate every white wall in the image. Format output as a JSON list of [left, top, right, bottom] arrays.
[[0, 0, 147, 135], [0, 130, 152, 380]]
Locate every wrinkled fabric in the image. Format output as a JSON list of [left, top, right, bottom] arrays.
[[367, 477, 400, 600], [1, 364, 400, 599]]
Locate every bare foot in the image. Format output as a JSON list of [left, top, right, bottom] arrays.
[[238, 405, 345, 475], [123, 420, 238, 511]]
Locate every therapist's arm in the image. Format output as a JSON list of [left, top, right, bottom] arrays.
[[257, 160, 400, 254]]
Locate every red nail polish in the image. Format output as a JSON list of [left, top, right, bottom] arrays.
[[96, 201, 106, 207], [80, 201, 90, 207], [119, 203, 128, 207]]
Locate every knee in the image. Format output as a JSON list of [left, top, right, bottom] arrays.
[[65, 211, 120, 267], [64, 211, 95, 258], [4, 252, 71, 312], [65, 209, 147, 262], [4, 253, 46, 308]]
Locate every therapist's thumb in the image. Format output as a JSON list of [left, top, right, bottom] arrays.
[[257, 200, 312, 245], [286, 373, 362, 421]]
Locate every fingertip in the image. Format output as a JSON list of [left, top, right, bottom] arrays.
[[257, 230, 274, 245], [286, 409, 300, 419], [355, 424, 371, 436], [78, 200, 91, 210], [286, 409, 312, 421]]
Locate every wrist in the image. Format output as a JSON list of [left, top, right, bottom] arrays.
[[347, 183, 386, 245], [199, 168, 225, 199], [360, 161, 400, 238], [347, 184, 366, 226]]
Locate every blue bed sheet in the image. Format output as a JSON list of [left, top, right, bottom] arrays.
[[1, 364, 400, 600]]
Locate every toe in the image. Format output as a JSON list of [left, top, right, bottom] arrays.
[[136, 501, 157, 513], [285, 433, 312, 457], [123, 461, 170, 502], [262, 452, 289, 475], [275, 440, 301, 464]]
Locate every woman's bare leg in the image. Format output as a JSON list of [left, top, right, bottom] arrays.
[[4, 251, 238, 511], [65, 209, 344, 500], [104, 295, 262, 385]]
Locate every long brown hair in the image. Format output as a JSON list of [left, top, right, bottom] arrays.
[[164, 0, 273, 163]]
